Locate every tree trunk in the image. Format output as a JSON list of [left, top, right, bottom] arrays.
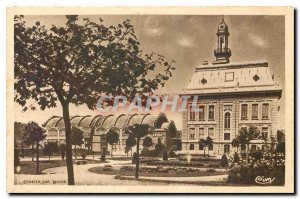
[[246, 144, 250, 163], [131, 149, 132, 157], [62, 102, 75, 185], [135, 139, 140, 179], [203, 147, 206, 158], [208, 147, 210, 157], [32, 144, 34, 161], [75, 145, 77, 160], [36, 142, 39, 174], [111, 144, 113, 157], [49, 154, 50, 161]]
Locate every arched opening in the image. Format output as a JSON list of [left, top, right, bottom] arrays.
[[224, 112, 231, 129]]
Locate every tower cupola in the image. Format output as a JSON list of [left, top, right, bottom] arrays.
[[213, 17, 231, 65]]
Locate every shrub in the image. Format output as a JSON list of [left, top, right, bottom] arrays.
[[168, 150, 177, 158], [163, 151, 168, 161], [132, 152, 138, 164], [220, 154, 229, 167], [251, 150, 263, 162], [233, 152, 240, 163], [81, 154, 86, 160], [141, 148, 150, 157], [276, 142, 285, 153], [228, 152, 285, 185]]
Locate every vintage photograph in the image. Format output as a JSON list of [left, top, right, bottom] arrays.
[[7, 7, 294, 193]]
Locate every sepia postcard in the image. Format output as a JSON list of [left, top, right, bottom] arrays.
[[7, 7, 294, 193]]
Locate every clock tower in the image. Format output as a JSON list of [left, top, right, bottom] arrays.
[[213, 17, 231, 65]]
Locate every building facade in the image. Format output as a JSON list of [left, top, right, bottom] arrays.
[[180, 18, 282, 156], [42, 113, 177, 155]]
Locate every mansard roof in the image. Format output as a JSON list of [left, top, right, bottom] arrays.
[[182, 61, 282, 97]]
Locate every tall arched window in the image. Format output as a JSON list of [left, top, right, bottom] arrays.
[[224, 112, 231, 129]]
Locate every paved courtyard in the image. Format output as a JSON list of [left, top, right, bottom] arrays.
[[15, 158, 227, 185]]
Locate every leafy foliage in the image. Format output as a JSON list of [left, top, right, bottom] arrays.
[[14, 15, 175, 111], [106, 129, 119, 156], [43, 142, 59, 160], [233, 152, 240, 163], [220, 154, 229, 167], [106, 129, 119, 145], [126, 124, 150, 139], [143, 136, 153, 148], [23, 121, 47, 145], [163, 151, 168, 161], [154, 138, 166, 155], [71, 127, 84, 146]]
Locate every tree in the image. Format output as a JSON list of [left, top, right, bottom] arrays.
[[14, 15, 174, 185], [43, 142, 59, 160], [154, 138, 166, 156], [106, 129, 119, 157], [275, 130, 285, 153], [14, 122, 27, 158], [199, 139, 206, 158], [231, 138, 240, 152], [143, 136, 153, 149], [238, 125, 260, 163], [220, 154, 229, 167], [59, 144, 66, 160], [205, 136, 213, 157], [125, 124, 149, 179], [71, 127, 84, 160], [125, 134, 136, 157], [23, 122, 46, 174], [198, 136, 213, 158], [165, 121, 177, 149]]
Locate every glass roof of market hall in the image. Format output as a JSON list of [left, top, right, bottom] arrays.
[[42, 113, 170, 130]]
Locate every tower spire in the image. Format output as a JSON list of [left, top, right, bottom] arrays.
[[213, 17, 231, 65]]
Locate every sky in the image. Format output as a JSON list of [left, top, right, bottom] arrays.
[[14, 15, 285, 129]]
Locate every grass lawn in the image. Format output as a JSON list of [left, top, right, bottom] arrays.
[[16, 159, 106, 175], [16, 160, 67, 175], [88, 166, 228, 177]]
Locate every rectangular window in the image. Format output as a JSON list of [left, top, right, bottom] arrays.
[[208, 128, 214, 139], [199, 128, 205, 139], [199, 143, 204, 150], [224, 133, 230, 140], [189, 128, 195, 140], [189, 105, 196, 120], [252, 104, 258, 120], [199, 105, 205, 120], [262, 103, 269, 119], [262, 127, 268, 139], [190, 144, 194, 150], [208, 105, 215, 120], [241, 104, 248, 120]]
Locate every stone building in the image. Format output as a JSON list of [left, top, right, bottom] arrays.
[[180, 18, 282, 155], [42, 113, 177, 155]]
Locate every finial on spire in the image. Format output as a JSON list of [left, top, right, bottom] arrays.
[[221, 15, 224, 22]]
